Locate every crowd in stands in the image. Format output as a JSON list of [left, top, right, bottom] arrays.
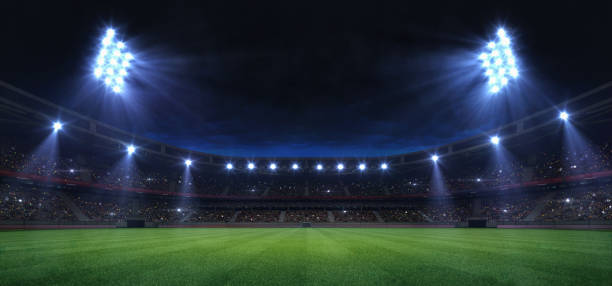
[[188, 209, 234, 223], [2, 138, 612, 198], [378, 209, 424, 222], [0, 183, 75, 221], [1, 179, 611, 224], [235, 210, 280, 223], [73, 195, 131, 221], [1, 137, 612, 225], [309, 181, 342, 196], [421, 204, 471, 222], [285, 210, 328, 222], [479, 196, 537, 222], [537, 186, 612, 221], [333, 210, 378, 222]]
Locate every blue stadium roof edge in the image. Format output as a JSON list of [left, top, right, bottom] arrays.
[[1, 79, 612, 171]]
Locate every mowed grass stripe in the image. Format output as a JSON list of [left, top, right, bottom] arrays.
[[0, 228, 610, 286]]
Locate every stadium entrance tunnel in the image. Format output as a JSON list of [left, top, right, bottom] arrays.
[[468, 219, 488, 228], [126, 219, 146, 228]]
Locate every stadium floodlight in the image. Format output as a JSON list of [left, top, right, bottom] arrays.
[[52, 121, 63, 132], [559, 111, 569, 121], [247, 162, 255, 170], [565, 198, 571, 203], [358, 163, 366, 171], [490, 136, 500, 145], [126, 144, 136, 155], [177, 208, 182, 212], [69, 169, 75, 173], [476, 178, 481, 182], [316, 164, 324, 171], [94, 27, 134, 94], [269, 163, 277, 170], [292, 163, 299, 170], [226, 163, 233, 170], [431, 155, 439, 162], [479, 27, 518, 94], [184, 159, 192, 167], [380, 163, 388, 170], [337, 163, 344, 171]]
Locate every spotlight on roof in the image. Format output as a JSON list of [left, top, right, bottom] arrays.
[[247, 162, 255, 170], [316, 164, 323, 171], [226, 163, 233, 170], [479, 27, 518, 94], [559, 111, 569, 121], [126, 144, 136, 155], [52, 121, 63, 132], [184, 159, 192, 167], [94, 27, 134, 94], [431, 155, 439, 162], [358, 163, 366, 171], [490, 136, 500, 145], [269, 163, 277, 170], [337, 163, 344, 171], [292, 163, 299, 170], [380, 163, 388, 170]]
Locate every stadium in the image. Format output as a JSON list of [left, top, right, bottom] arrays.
[[1, 2, 612, 286]]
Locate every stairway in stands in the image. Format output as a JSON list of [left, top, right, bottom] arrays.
[[523, 193, 556, 221], [417, 210, 433, 222], [279, 211, 286, 222], [327, 211, 335, 222], [372, 211, 385, 222], [230, 210, 241, 223], [57, 191, 91, 221]]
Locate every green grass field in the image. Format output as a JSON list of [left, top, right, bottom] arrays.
[[0, 228, 610, 285]]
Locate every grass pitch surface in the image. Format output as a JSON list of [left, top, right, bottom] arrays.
[[0, 228, 610, 285]]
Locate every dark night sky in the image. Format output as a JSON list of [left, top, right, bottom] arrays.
[[2, 1, 611, 157]]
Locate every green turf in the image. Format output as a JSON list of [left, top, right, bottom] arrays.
[[0, 228, 610, 285]]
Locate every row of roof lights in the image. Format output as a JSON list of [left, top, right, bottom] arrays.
[[222, 162, 390, 171]]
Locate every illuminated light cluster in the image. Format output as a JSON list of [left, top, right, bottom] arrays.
[[93, 28, 134, 93], [185, 159, 192, 167], [479, 28, 519, 94], [490, 136, 500, 145], [247, 162, 255, 170], [269, 163, 277, 170], [292, 163, 299, 170], [226, 163, 233, 170], [559, 111, 569, 121], [52, 121, 63, 132], [431, 155, 439, 162], [337, 163, 344, 171], [316, 164, 324, 171], [359, 163, 366, 171], [126, 144, 136, 155]]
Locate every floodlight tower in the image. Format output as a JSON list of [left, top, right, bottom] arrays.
[[93, 28, 135, 94], [479, 28, 519, 94]]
